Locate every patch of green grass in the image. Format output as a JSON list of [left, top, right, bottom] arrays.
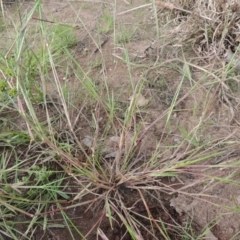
[[97, 10, 114, 34], [226, 78, 239, 92], [115, 26, 135, 44], [81, 3, 90, 10], [0, 79, 18, 102], [49, 25, 79, 52]]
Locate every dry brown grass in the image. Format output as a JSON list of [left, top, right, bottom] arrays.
[[157, 0, 240, 63]]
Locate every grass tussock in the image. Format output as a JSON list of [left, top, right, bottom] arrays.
[[1, 0, 240, 239]]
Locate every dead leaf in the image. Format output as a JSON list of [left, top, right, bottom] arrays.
[[104, 151, 118, 159], [129, 94, 149, 107], [82, 135, 93, 148], [10, 182, 25, 194], [170, 195, 198, 216], [97, 228, 109, 240], [104, 135, 119, 153], [204, 229, 218, 240], [109, 136, 120, 143], [156, 1, 176, 10]]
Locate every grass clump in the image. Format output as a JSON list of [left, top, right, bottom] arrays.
[[97, 10, 114, 34], [1, 0, 240, 239], [115, 26, 135, 44]]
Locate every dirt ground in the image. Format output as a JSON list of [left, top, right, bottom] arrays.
[[2, 0, 240, 239]]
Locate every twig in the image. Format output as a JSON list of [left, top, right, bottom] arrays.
[[31, 17, 80, 28], [92, 37, 109, 54], [156, 0, 191, 14], [118, 3, 152, 16]]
